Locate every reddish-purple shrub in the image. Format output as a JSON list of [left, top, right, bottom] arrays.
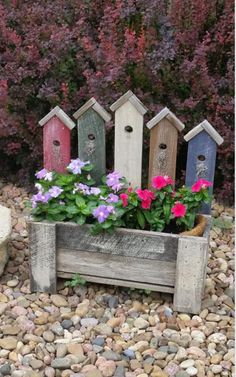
[[0, 0, 234, 202]]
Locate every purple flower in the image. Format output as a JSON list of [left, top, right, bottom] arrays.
[[31, 192, 51, 204], [90, 187, 101, 196], [35, 168, 48, 179], [35, 183, 43, 192], [73, 183, 90, 195], [44, 172, 53, 181], [67, 158, 89, 174], [48, 186, 63, 198], [106, 205, 115, 214], [107, 193, 119, 203], [106, 171, 124, 192], [92, 205, 111, 223]]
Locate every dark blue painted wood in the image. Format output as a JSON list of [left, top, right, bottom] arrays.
[[185, 130, 217, 214]]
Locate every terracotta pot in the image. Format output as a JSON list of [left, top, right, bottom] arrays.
[[180, 214, 207, 237]]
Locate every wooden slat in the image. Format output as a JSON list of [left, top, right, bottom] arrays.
[[173, 237, 208, 314], [113, 100, 145, 187], [77, 108, 106, 183], [56, 223, 179, 262], [57, 271, 175, 293], [57, 249, 176, 287], [148, 118, 178, 187], [29, 222, 57, 293]]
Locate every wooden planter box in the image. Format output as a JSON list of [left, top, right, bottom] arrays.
[[29, 215, 211, 314]]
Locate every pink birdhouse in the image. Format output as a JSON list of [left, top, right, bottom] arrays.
[[39, 106, 75, 173]]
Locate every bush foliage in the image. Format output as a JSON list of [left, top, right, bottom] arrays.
[[0, 0, 234, 202]]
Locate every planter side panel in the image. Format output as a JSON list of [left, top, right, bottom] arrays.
[[56, 223, 179, 262], [173, 236, 209, 314], [57, 248, 176, 287], [29, 222, 57, 293]]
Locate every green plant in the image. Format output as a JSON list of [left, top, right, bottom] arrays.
[[64, 273, 87, 288]]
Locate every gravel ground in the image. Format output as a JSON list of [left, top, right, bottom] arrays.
[[0, 183, 234, 377]]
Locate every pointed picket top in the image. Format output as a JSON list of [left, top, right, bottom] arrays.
[[184, 119, 224, 145], [39, 106, 75, 130], [146, 107, 185, 132], [73, 97, 111, 122], [110, 90, 148, 115]]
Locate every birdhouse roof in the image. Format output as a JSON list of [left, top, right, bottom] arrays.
[[110, 90, 148, 115], [146, 107, 185, 132], [184, 120, 224, 145], [73, 97, 111, 122], [39, 106, 75, 130]]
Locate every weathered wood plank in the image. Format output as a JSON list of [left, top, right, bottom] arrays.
[[56, 223, 179, 262], [57, 249, 176, 286], [57, 271, 175, 293], [76, 108, 106, 184], [173, 237, 208, 314], [29, 222, 57, 293], [148, 118, 178, 186], [112, 98, 146, 187]]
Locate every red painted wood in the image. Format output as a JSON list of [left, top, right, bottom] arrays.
[[43, 116, 71, 173]]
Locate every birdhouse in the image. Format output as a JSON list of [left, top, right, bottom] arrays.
[[39, 106, 75, 173], [146, 107, 185, 187], [110, 90, 148, 188], [184, 119, 224, 214], [73, 98, 111, 184]]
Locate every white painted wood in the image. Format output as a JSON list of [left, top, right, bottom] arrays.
[[39, 106, 75, 130], [57, 249, 176, 286], [184, 120, 224, 145], [147, 107, 185, 132], [73, 98, 111, 122], [173, 237, 209, 314], [113, 100, 144, 187], [0, 205, 11, 276], [57, 271, 175, 293], [110, 90, 148, 115]]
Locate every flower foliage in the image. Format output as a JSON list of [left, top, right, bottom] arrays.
[[31, 159, 211, 234], [0, 0, 233, 201]]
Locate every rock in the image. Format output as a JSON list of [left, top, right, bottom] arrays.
[[186, 366, 198, 376], [107, 317, 122, 328], [45, 366, 56, 377], [187, 346, 206, 358], [208, 333, 227, 344], [180, 359, 195, 369], [206, 313, 221, 322], [123, 349, 136, 359], [108, 296, 119, 308], [134, 318, 149, 329], [43, 330, 55, 342], [98, 360, 116, 377], [30, 358, 44, 369], [102, 350, 121, 361], [94, 323, 112, 336], [211, 364, 223, 373], [0, 205, 11, 276], [61, 319, 73, 329], [7, 279, 18, 287], [92, 337, 105, 347], [50, 323, 64, 336], [51, 357, 73, 369], [0, 337, 17, 350], [81, 318, 98, 327], [76, 300, 89, 317], [211, 354, 223, 364], [175, 372, 189, 377], [51, 294, 68, 307], [0, 363, 11, 376], [67, 344, 85, 362], [0, 303, 7, 315], [114, 365, 125, 377], [175, 347, 187, 361], [56, 344, 68, 358]]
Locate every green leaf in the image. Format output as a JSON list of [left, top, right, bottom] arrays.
[[75, 215, 86, 225], [66, 205, 79, 215], [101, 220, 113, 229], [137, 210, 145, 229], [75, 196, 86, 209]]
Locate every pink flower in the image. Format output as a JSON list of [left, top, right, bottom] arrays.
[[120, 193, 128, 207], [152, 175, 174, 190], [191, 179, 212, 192], [136, 189, 155, 210], [171, 202, 187, 218]]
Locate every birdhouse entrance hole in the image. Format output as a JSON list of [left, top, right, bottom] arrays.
[[124, 125, 133, 133], [159, 143, 167, 149], [197, 155, 206, 161], [88, 134, 95, 140], [53, 140, 60, 146]]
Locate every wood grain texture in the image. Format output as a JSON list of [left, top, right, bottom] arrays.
[[173, 237, 208, 314], [77, 108, 106, 184], [57, 271, 175, 293], [148, 118, 178, 187], [56, 223, 179, 262], [29, 222, 57, 293], [114, 101, 144, 187], [43, 117, 71, 173], [57, 248, 176, 286], [185, 130, 217, 214]]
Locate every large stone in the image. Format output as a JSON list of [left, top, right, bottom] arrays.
[[0, 205, 11, 276]]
